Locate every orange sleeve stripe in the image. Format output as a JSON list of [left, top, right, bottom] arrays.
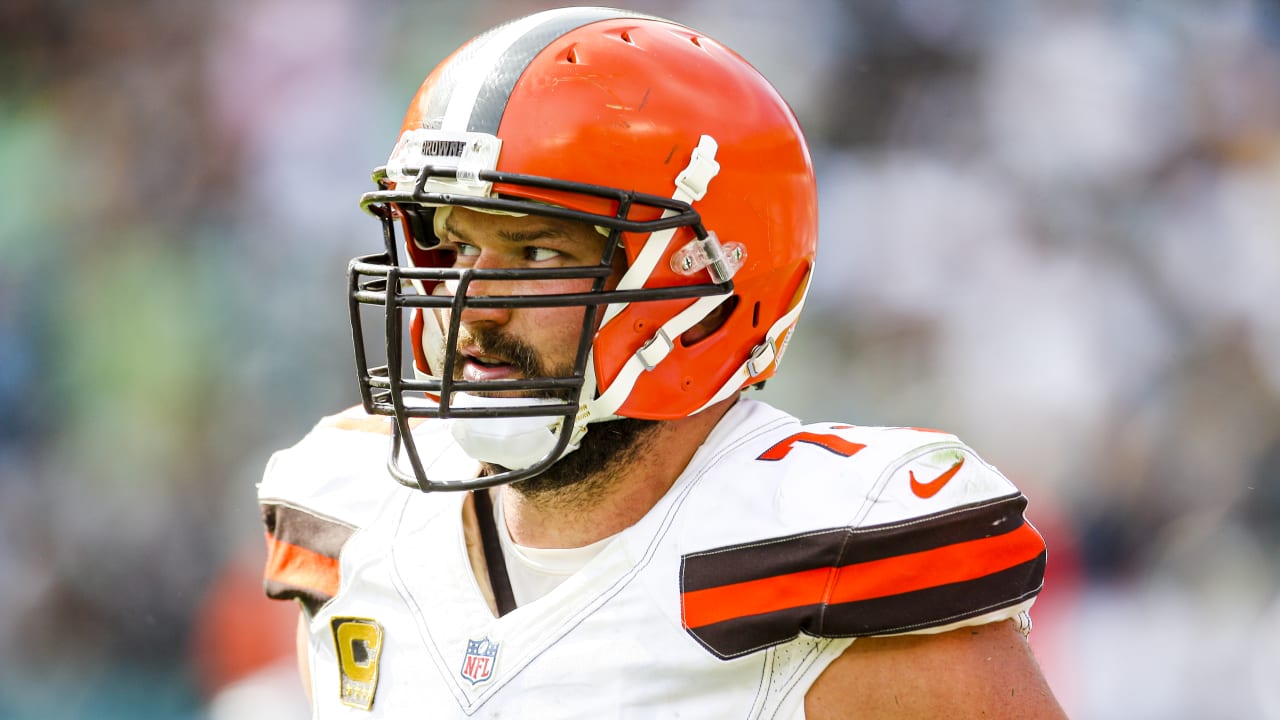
[[263, 531, 341, 598], [682, 523, 1044, 629], [829, 522, 1044, 603], [685, 566, 833, 629]]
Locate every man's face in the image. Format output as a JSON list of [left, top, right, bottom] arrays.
[[432, 206, 621, 398], [429, 207, 659, 495]]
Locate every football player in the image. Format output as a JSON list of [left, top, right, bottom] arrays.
[[259, 7, 1067, 718]]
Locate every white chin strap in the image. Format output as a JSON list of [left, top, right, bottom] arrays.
[[448, 393, 569, 470]]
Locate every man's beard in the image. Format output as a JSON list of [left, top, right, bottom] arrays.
[[500, 416, 659, 505], [458, 326, 660, 504]]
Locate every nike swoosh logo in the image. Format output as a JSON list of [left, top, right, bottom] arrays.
[[909, 457, 965, 499]]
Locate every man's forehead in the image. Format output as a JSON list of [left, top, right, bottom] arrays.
[[445, 206, 595, 238], [442, 206, 606, 245]]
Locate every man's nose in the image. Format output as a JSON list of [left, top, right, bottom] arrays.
[[452, 254, 514, 326]]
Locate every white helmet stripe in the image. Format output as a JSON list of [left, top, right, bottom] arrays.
[[599, 135, 721, 327]]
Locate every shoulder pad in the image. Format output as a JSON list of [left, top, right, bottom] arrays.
[[257, 406, 409, 529]]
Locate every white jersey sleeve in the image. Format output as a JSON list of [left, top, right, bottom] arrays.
[[671, 400, 1046, 659], [257, 407, 417, 612]]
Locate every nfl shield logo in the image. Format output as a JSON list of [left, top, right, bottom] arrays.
[[460, 637, 499, 685]]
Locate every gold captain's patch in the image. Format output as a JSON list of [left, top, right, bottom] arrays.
[[331, 616, 384, 710]]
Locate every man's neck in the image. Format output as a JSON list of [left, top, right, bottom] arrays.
[[500, 397, 736, 549]]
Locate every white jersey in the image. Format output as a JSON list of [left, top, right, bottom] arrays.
[[259, 399, 1045, 718]]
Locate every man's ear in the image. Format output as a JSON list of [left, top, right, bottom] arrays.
[[681, 296, 738, 346]]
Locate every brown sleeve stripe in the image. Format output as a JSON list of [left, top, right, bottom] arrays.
[[683, 521, 1044, 628], [262, 503, 354, 560], [260, 503, 354, 609], [263, 532, 342, 603], [680, 494, 1046, 658], [688, 555, 1045, 658], [682, 494, 1035, 593]]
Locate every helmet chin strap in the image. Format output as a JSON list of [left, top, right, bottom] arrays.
[[448, 354, 614, 472]]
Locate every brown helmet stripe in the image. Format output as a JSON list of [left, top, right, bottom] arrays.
[[428, 7, 658, 134]]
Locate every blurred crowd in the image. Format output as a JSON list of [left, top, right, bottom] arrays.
[[0, 1, 1277, 718]]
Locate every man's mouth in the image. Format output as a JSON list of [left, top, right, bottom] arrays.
[[453, 338, 574, 401], [459, 347, 521, 382], [454, 331, 545, 383], [466, 353, 509, 368]]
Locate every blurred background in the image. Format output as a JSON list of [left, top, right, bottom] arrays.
[[1, 0, 1277, 717]]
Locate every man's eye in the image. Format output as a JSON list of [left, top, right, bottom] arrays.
[[526, 247, 561, 262], [454, 242, 480, 257]]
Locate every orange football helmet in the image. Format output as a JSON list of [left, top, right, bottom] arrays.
[[350, 7, 817, 491]]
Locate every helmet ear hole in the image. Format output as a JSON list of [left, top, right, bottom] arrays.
[[681, 296, 739, 347]]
